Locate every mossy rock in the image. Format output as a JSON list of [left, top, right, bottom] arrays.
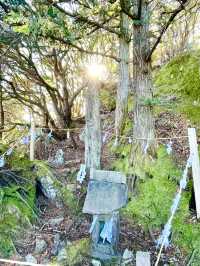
[[57, 238, 90, 266], [34, 160, 78, 211]]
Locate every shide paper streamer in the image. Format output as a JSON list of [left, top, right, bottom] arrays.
[[77, 164, 86, 184], [156, 154, 193, 249]]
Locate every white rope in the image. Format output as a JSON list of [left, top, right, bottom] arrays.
[[121, 135, 189, 141], [0, 258, 49, 266], [154, 154, 193, 266], [17, 126, 190, 140]]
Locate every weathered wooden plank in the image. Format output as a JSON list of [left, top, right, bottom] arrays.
[[90, 168, 126, 184], [30, 111, 35, 161], [188, 128, 200, 219], [85, 81, 101, 170], [136, 251, 150, 266]]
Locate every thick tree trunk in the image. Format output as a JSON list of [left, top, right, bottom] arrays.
[[115, 4, 130, 141], [0, 87, 4, 140], [132, 2, 155, 153], [85, 81, 102, 171]]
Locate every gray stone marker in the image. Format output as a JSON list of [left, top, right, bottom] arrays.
[[83, 169, 128, 262], [136, 251, 151, 266]]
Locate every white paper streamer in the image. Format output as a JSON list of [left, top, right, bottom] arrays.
[[89, 215, 98, 234], [67, 130, 70, 139], [53, 149, 65, 166], [77, 164, 86, 184], [0, 156, 5, 168], [166, 141, 173, 155], [100, 216, 113, 244], [144, 139, 149, 154], [20, 136, 30, 145], [6, 148, 13, 156]]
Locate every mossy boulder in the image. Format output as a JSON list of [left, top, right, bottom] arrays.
[[34, 160, 77, 212], [57, 238, 90, 266]]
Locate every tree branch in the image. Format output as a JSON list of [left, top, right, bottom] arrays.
[[44, 34, 120, 62], [146, 1, 188, 61], [69, 83, 87, 107], [52, 2, 120, 36]]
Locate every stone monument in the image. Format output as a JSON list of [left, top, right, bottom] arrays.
[[83, 168, 128, 262]]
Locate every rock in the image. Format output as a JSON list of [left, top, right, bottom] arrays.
[[35, 238, 47, 254], [122, 249, 134, 264], [56, 238, 90, 265], [53, 149, 65, 167], [51, 233, 65, 256], [25, 254, 37, 264], [41, 258, 50, 264], [91, 259, 101, 266], [35, 161, 63, 207], [57, 247, 68, 262], [49, 217, 64, 227], [51, 234, 60, 255], [136, 251, 150, 266], [38, 175, 63, 207]]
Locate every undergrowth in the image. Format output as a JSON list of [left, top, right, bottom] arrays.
[[0, 144, 36, 257], [155, 50, 200, 124], [112, 142, 200, 264]]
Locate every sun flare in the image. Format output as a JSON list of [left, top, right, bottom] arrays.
[[86, 63, 107, 80]]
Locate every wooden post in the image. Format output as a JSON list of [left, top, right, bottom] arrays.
[[188, 128, 200, 219], [136, 251, 150, 266], [30, 111, 35, 161], [85, 80, 102, 171]]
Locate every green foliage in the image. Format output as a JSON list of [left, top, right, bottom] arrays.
[[0, 144, 36, 257], [112, 142, 133, 175], [58, 238, 90, 266], [121, 146, 200, 261], [100, 85, 116, 112], [155, 50, 200, 123]]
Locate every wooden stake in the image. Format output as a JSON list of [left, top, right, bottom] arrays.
[[30, 111, 35, 161], [188, 128, 200, 219]]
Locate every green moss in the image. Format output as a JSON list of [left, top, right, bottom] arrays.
[[34, 160, 79, 213], [123, 146, 181, 227], [0, 144, 37, 257], [100, 86, 116, 112], [58, 238, 90, 266], [120, 145, 200, 261], [154, 50, 200, 124], [0, 237, 15, 258]]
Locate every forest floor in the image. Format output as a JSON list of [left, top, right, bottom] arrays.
[[7, 111, 191, 266]]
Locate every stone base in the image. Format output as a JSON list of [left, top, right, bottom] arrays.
[[91, 243, 121, 263]]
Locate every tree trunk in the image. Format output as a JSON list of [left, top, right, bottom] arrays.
[[0, 87, 4, 140], [132, 2, 155, 154], [115, 2, 130, 141], [85, 80, 102, 171]]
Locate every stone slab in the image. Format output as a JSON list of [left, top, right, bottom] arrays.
[[136, 251, 151, 266], [90, 169, 126, 184], [83, 180, 128, 214]]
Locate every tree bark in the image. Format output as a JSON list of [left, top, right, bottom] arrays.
[[85, 80, 102, 171], [115, 5, 130, 141], [132, 1, 155, 153], [0, 87, 4, 140]]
